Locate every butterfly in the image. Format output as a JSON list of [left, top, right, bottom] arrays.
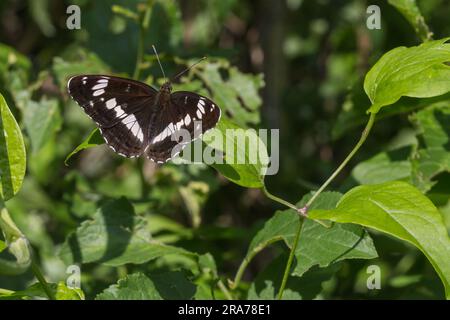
[[67, 74, 221, 163]]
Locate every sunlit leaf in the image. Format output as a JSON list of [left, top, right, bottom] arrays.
[[309, 181, 450, 299], [0, 281, 84, 300], [202, 118, 269, 188], [364, 38, 450, 113], [0, 94, 26, 200]]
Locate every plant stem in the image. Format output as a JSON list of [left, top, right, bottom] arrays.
[[31, 260, 55, 300], [277, 216, 304, 299], [277, 113, 376, 299], [305, 112, 376, 207], [231, 237, 282, 290], [263, 187, 298, 211], [133, 0, 153, 80], [217, 279, 233, 300]]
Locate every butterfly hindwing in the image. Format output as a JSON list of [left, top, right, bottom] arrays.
[[145, 91, 221, 163]]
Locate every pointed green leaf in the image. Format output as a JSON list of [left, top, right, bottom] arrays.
[[58, 198, 195, 266], [309, 181, 450, 299], [242, 192, 377, 279], [0, 93, 26, 200], [195, 61, 263, 127], [96, 272, 196, 300], [23, 98, 62, 153], [64, 128, 104, 165], [364, 38, 450, 113], [202, 118, 269, 188], [352, 148, 412, 185]]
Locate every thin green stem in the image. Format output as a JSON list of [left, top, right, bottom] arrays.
[[263, 187, 298, 211], [231, 237, 282, 290], [133, 0, 153, 80], [277, 216, 304, 299], [277, 113, 376, 299], [217, 280, 233, 300], [31, 259, 55, 300], [305, 112, 376, 207]]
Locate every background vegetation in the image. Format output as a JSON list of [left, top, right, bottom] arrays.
[[0, 0, 449, 300]]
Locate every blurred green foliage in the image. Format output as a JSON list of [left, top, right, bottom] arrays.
[[0, 0, 449, 300]]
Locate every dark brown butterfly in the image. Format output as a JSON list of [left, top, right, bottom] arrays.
[[67, 61, 221, 163]]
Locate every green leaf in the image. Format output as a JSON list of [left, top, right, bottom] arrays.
[[388, 0, 433, 42], [411, 103, 450, 191], [64, 129, 104, 165], [23, 98, 62, 153], [96, 272, 196, 300], [58, 198, 195, 266], [52, 49, 110, 90], [189, 59, 263, 127], [242, 192, 377, 279], [309, 181, 450, 299], [0, 43, 31, 78], [364, 38, 450, 113], [179, 181, 209, 228], [352, 147, 412, 185], [0, 282, 84, 300], [332, 78, 450, 139], [202, 118, 269, 188], [0, 205, 31, 275], [0, 93, 26, 201], [247, 254, 340, 300], [53, 282, 84, 300]]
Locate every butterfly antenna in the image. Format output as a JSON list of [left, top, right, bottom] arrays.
[[171, 56, 207, 82], [152, 45, 167, 81]]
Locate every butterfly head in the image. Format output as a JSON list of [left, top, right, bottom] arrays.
[[161, 81, 172, 94]]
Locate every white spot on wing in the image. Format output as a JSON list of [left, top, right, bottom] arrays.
[[184, 114, 191, 126], [114, 106, 125, 117], [92, 83, 108, 90], [93, 89, 105, 96], [196, 110, 202, 119], [123, 114, 137, 128], [106, 98, 117, 109]]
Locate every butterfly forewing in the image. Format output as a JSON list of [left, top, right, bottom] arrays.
[[68, 75, 157, 157], [68, 75, 221, 163]]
